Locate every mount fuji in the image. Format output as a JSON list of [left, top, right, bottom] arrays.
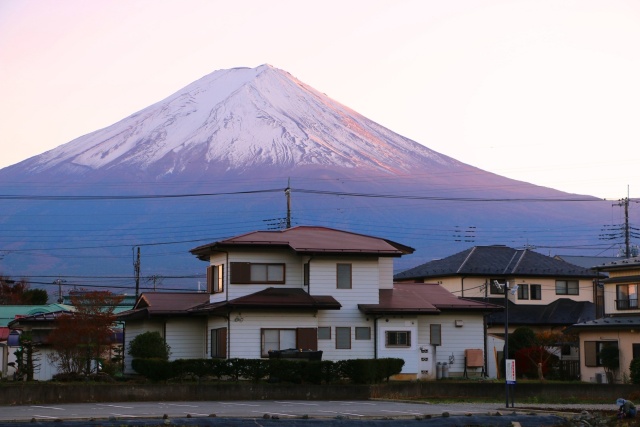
[[0, 65, 623, 293]]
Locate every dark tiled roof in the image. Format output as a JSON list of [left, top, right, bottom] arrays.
[[192, 288, 341, 313], [394, 246, 600, 280], [595, 257, 640, 271], [484, 298, 595, 327], [190, 226, 414, 260], [565, 315, 640, 333], [554, 255, 620, 269], [358, 283, 502, 315]]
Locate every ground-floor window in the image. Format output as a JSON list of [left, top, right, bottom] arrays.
[[355, 326, 371, 340], [335, 327, 351, 349], [261, 329, 296, 357], [210, 327, 227, 358], [385, 330, 411, 347], [584, 340, 618, 367], [260, 328, 318, 356]]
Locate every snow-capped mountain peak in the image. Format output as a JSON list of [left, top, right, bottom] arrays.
[[22, 65, 457, 178]]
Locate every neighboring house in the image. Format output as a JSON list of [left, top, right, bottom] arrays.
[[554, 255, 621, 318], [566, 257, 640, 383], [118, 226, 499, 380], [0, 303, 72, 379], [394, 245, 601, 377], [8, 310, 76, 381]]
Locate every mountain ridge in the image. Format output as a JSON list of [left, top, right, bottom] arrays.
[[0, 64, 627, 291]]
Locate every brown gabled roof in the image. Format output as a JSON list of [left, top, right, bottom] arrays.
[[359, 283, 502, 315], [118, 289, 341, 320], [117, 292, 210, 321], [190, 226, 414, 260], [191, 288, 341, 314]]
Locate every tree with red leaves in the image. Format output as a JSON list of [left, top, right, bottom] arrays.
[[47, 290, 123, 376]]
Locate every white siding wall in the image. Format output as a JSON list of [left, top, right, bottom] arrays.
[[313, 257, 379, 360], [123, 320, 164, 374], [377, 318, 418, 373], [227, 311, 317, 359], [165, 318, 206, 361], [419, 313, 486, 377], [378, 257, 394, 289], [225, 251, 304, 300]]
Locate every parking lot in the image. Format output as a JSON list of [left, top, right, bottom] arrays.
[[0, 399, 576, 426]]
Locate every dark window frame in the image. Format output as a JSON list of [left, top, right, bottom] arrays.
[[230, 262, 286, 285], [210, 327, 227, 359], [335, 327, 351, 349], [530, 284, 542, 300], [207, 264, 224, 294], [556, 280, 579, 295], [355, 326, 371, 340], [317, 326, 331, 340], [489, 279, 506, 295], [337, 263, 352, 289], [385, 330, 411, 348], [517, 284, 529, 300]]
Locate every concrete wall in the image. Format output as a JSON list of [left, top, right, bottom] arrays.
[[0, 382, 635, 405]]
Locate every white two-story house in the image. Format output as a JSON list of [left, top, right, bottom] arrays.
[[118, 226, 500, 379]]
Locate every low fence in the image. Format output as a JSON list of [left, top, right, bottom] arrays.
[[0, 381, 635, 406]]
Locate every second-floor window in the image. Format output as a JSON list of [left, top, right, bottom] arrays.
[[518, 284, 542, 300], [207, 264, 224, 294], [489, 279, 506, 294], [337, 263, 352, 289], [556, 280, 578, 295], [616, 284, 638, 310], [230, 262, 285, 284]]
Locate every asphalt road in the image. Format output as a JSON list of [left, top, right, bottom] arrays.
[[0, 400, 577, 426]]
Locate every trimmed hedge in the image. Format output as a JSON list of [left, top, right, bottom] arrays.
[[131, 357, 404, 384], [630, 358, 640, 384]]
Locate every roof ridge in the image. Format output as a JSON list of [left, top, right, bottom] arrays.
[[510, 249, 528, 274], [457, 247, 476, 273], [503, 249, 521, 274]]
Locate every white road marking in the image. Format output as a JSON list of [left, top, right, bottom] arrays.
[[96, 404, 134, 409], [31, 415, 59, 419], [166, 403, 199, 407], [380, 409, 423, 415], [30, 406, 64, 410], [318, 410, 364, 417], [220, 402, 260, 406], [274, 401, 319, 405]]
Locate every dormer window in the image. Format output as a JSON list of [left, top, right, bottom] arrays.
[[230, 262, 285, 284]]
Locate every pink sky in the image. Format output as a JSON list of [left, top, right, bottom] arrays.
[[1, 0, 639, 198]]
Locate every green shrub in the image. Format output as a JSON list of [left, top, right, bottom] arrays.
[[128, 332, 171, 360], [131, 358, 174, 381], [630, 358, 640, 384]]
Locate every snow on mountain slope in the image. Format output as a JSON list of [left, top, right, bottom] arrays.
[[22, 65, 458, 177]]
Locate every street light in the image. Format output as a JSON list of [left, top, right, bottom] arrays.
[[496, 280, 518, 408]]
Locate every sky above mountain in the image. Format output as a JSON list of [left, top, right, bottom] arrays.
[[1, 0, 639, 199]]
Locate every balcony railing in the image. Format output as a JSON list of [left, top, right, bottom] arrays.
[[615, 298, 639, 310]]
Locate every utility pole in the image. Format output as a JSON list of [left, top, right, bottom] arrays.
[[285, 178, 291, 229], [613, 197, 631, 258], [54, 278, 66, 304], [134, 247, 141, 298]]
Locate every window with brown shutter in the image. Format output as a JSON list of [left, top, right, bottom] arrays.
[[211, 327, 227, 358], [296, 328, 318, 351], [230, 262, 285, 284], [207, 265, 224, 294]]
